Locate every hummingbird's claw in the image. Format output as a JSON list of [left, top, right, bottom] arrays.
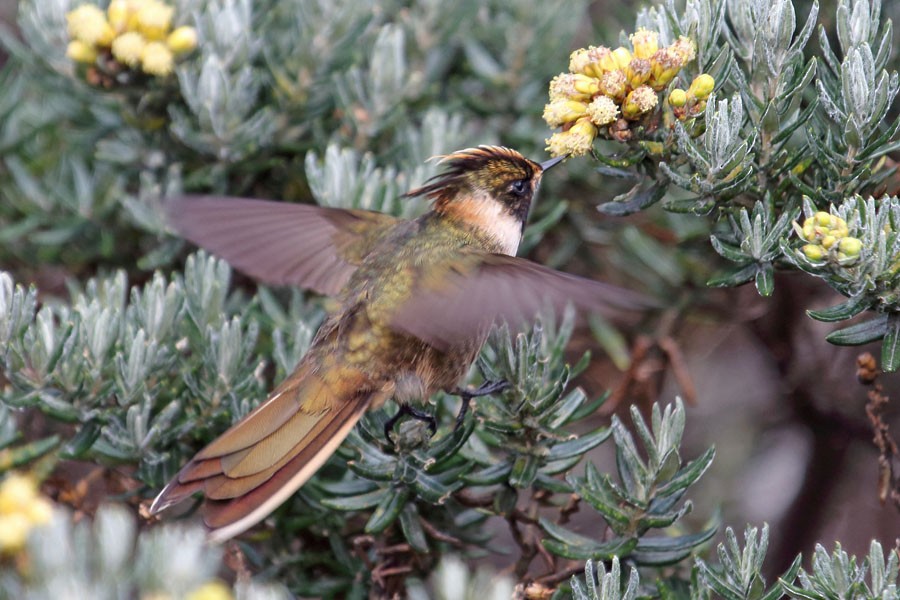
[[450, 379, 510, 431], [384, 404, 437, 441]]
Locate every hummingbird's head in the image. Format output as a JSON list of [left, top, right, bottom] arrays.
[[406, 145, 564, 255]]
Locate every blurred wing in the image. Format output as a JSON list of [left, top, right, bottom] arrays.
[[167, 196, 400, 295], [392, 253, 652, 351]]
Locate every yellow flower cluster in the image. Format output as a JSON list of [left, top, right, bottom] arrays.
[[544, 29, 710, 157], [794, 211, 863, 264], [0, 473, 53, 554], [66, 0, 198, 79]]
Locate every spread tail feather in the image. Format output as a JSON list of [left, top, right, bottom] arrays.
[[150, 361, 380, 542]]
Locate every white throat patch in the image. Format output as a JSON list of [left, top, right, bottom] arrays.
[[466, 190, 523, 256]]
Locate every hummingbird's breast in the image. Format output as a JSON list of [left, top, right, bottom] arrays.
[[315, 213, 500, 402]]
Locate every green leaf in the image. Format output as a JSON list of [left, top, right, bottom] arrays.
[[779, 579, 822, 600], [547, 428, 611, 461], [710, 236, 750, 262], [707, 263, 758, 288], [0, 435, 59, 471], [807, 295, 872, 322], [321, 488, 388, 512], [364, 487, 409, 533], [764, 556, 802, 600], [60, 423, 101, 459], [398, 503, 428, 553], [630, 527, 717, 565], [826, 315, 889, 345], [883, 314, 900, 372], [655, 446, 716, 498], [598, 182, 667, 216], [509, 454, 539, 488], [755, 263, 775, 297], [573, 477, 634, 530], [463, 462, 511, 486], [540, 517, 638, 560], [413, 471, 461, 504]]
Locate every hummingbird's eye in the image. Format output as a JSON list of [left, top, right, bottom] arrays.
[[509, 179, 529, 196]]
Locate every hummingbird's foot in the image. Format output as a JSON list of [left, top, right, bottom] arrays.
[[451, 379, 510, 431], [384, 404, 437, 441]]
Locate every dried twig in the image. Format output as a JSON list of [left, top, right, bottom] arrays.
[[856, 352, 900, 510]]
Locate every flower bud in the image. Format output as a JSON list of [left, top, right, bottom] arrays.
[[820, 235, 837, 249], [112, 31, 146, 67], [611, 46, 633, 70], [801, 244, 825, 261], [136, 1, 174, 40], [838, 236, 862, 257], [649, 48, 682, 90], [67, 4, 115, 47], [586, 45, 618, 75], [167, 26, 198, 54], [141, 40, 174, 76], [687, 73, 715, 100], [66, 40, 98, 64], [586, 95, 619, 126], [107, 0, 130, 31], [543, 99, 588, 128], [622, 85, 658, 119], [630, 28, 659, 60], [668, 88, 687, 107], [802, 222, 816, 241]]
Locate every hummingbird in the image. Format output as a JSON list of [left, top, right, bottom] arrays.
[[150, 145, 647, 542]]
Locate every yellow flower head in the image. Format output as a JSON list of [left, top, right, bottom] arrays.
[[649, 48, 682, 90], [0, 473, 53, 554], [670, 36, 697, 66], [112, 31, 146, 67], [549, 73, 600, 101], [598, 69, 626, 100], [630, 28, 659, 60], [67, 40, 98, 64], [136, 1, 175, 40], [0, 513, 31, 554], [625, 57, 651, 88], [167, 26, 198, 54], [568, 48, 593, 76], [542, 99, 588, 128], [141, 41, 175, 76], [67, 4, 115, 47], [0, 473, 38, 514], [622, 85, 658, 119], [545, 118, 597, 157], [586, 95, 619, 126], [586, 45, 618, 75]]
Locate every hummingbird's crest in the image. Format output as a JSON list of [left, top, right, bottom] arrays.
[[405, 145, 540, 206]]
